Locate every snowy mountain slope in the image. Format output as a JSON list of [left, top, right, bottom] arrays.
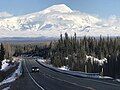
[[0, 12, 13, 19], [0, 4, 119, 38], [41, 4, 73, 14]]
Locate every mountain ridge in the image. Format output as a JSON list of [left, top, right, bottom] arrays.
[[0, 4, 120, 38]]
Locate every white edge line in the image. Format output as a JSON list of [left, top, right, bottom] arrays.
[[46, 74, 95, 90], [84, 78, 120, 87], [24, 60, 45, 90], [36, 60, 120, 87], [34, 60, 94, 90]]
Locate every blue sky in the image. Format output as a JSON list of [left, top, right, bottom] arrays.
[[0, 0, 120, 18]]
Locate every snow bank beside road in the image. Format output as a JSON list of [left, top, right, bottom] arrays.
[[1, 59, 10, 71], [36, 58, 116, 80], [2, 86, 10, 90], [0, 59, 17, 71], [116, 79, 120, 82], [0, 61, 22, 86], [58, 66, 69, 71], [36, 58, 114, 79], [36, 59, 100, 79], [37, 59, 46, 63]]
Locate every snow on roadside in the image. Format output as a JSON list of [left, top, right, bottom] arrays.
[[37, 59, 46, 63], [116, 79, 120, 82], [37, 58, 115, 79], [58, 66, 69, 71], [0, 61, 22, 86], [99, 76, 113, 79], [36, 58, 100, 78], [2, 86, 10, 90], [0, 59, 9, 71]]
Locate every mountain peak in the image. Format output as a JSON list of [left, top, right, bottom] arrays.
[[42, 4, 73, 14]]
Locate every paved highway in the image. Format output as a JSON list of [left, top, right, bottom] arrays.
[[10, 57, 120, 90]]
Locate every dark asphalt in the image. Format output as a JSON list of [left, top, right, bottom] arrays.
[[10, 57, 120, 90]]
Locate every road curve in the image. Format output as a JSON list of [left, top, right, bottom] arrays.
[[10, 57, 120, 90], [10, 58, 90, 90]]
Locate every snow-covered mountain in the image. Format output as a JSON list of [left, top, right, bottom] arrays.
[[0, 12, 13, 19], [0, 4, 120, 38]]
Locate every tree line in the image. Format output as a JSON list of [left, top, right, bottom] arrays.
[[48, 33, 120, 78], [0, 43, 5, 69], [2, 34, 120, 78]]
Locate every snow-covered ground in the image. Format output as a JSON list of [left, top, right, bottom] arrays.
[[0, 59, 15, 71], [0, 61, 22, 86], [37, 59, 69, 71], [37, 58, 119, 80], [0, 57, 22, 71], [58, 66, 69, 71], [0, 59, 9, 71], [86, 55, 107, 65], [0, 4, 120, 38], [116, 79, 120, 82], [2, 86, 10, 90], [99, 76, 113, 79], [36, 58, 100, 78], [37, 59, 47, 63]]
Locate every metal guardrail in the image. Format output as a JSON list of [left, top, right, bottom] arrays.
[[36, 60, 100, 79]]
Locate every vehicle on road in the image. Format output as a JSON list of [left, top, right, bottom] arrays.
[[31, 66, 39, 73]]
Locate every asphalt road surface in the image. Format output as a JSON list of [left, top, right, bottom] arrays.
[[10, 57, 120, 90]]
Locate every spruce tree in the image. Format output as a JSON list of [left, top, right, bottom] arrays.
[[0, 43, 5, 69]]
